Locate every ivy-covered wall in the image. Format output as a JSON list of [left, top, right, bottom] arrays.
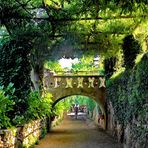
[[106, 53, 148, 148]]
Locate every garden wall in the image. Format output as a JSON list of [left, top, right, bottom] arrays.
[[87, 105, 105, 129], [0, 118, 48, 148], [106, 53, 148, 148]]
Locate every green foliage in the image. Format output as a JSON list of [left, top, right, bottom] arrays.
[[0, 83, 15, 129], [0, 0, 147, 134], [26, 91, 52, 121], [44, 61, 63, 71], [107, 53, 148, 144], [105, 0, 148, 12], [40, 127, 47, 139], [53, 99, 71, 116], [86, 98, 96, 113], [122, 35, 141, 69], [74, 96, 88, 106], [52, 95, 97, 119], [72, 56, 95, 71], [71, 55, 103, 74], [12, 115, 26, 126], [1, 0, 147, 61], [67, 95, 97, 113], [104, 57, 116, 79], [0, 37, 32, 115]]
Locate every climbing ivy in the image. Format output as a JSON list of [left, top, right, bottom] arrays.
[[106, 53, 148, 146]]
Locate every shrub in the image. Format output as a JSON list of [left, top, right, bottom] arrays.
[[25, 91, 53, 121], [0, 38, 32, 116], [0, 83, 15, 129], [122, 35, 141, 69]]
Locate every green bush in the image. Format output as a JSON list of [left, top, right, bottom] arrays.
[[25, 91, 53, 121], [0, 83, 15, 129], [52, 98, 73, 117], [0, 38, 32, 116], [122, 35, 141, 69], [10, 91, 53, 126], [104, 57, 117, 79]]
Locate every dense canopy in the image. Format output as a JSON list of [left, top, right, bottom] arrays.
[[0, 0, 148, 59]]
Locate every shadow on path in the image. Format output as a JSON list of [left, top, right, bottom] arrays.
[[36, 114, 122, 148]]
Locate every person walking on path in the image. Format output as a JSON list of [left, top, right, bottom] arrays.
[[74, 104, 79, 119]]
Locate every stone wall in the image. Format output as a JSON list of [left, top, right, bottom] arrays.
[[107, 101, 124, 143], [0, 118, 47, 148], [106, 53, 148, 148], [107, 99, 148, 148], [90, 105, 105, 129], [51, 111, 64, 127], [0, 128, 17, 148]]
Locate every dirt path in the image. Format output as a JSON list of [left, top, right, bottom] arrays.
[[36, 114, 122, 148]]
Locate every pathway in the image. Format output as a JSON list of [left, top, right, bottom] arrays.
[[36, 113, 122, 148]]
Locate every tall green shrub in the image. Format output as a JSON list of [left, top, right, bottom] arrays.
[[122, 35, 141, 69], [0, 83, 15, 129], [26, 91, 52, 121], [0, 38, 32, 115], [104, 57, 116, 79]]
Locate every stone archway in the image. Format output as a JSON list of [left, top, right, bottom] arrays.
[[44, 70, 106, 129]]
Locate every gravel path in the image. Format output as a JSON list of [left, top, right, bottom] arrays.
[[36, 114, 122, 148]]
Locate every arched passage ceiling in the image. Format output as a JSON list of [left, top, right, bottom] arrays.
[[1, 0, 148, 59]]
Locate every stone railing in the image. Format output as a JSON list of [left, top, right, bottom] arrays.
[[53, 70, 103, 76], [0, 118, 47, 148]]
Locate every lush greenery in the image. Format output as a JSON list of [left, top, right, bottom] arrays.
[[0, 2, 147, 145], [26, 92, 52, 120], [0, 83, 15, 128], [0, 86, 53, 128], [51, 95, 99, 119], [104, 57, 117, 79], [1, 0, 147, 61], [122, 35, 141, 69], [106, 53, 148, 146], [53, 99, 71, 116], [13, 92, 53, 126], [0, 37, 32, 116], [66, 95, 98, 113]]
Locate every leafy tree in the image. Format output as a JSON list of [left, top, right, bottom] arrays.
[[67, 95, 97, 113]]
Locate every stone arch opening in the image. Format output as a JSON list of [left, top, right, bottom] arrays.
[[52, 95, 106, 129], [44, 71, 107, 129]]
